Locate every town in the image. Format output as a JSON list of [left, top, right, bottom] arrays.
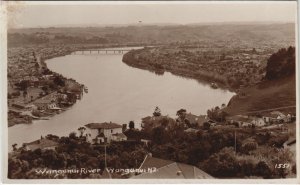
[[9, 104, 296, 179], [7, 24, 296, 179], [123, 41, 293, 90], [7, 45, 85, 126]]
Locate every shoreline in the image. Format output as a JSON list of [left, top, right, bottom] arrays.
[[8, 45, 148, 127], [122, 48, 238, 93], [8, 46, 83, 127]]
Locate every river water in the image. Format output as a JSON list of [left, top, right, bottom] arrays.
[[8, 47, 235, 148]]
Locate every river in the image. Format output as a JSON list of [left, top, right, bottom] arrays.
[[8, 47, 235, 149]]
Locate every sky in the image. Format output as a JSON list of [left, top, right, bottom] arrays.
[[6, 1, 297, 28]]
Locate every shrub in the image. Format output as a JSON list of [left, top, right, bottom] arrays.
[[11, 91, 21, 97], [200, 147, 239, 177], [255, 161, 272, 178], [241, 139, 258, 154]]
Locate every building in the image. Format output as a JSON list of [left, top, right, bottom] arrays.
[[184, 128, 198, 133], [251, 117, 266, 127], [24, 138, 58, 151], [185, 113, 210, 128], [85, 122, 123, 144], [47, 102, 61, 111], [131, 154, 213, 179], [141, 115, 176, 131], [227, 115, 253, 127], [34, 99, 57, 110], [263, 112, 282, 124], [111, 133, 127, 142], [56, 93, 68, 100], [33, 94, 57, 110]]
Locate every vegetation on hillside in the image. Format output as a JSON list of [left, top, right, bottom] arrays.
[[265, 46, 295, 80]]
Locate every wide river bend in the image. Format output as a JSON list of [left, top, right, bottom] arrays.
[[8, 47, 235, 148]]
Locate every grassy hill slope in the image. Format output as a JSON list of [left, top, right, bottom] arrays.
[[226, 74, 296, 115], [226, 47, 296, 115]]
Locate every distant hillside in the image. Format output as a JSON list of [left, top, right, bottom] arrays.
[[8, 23, 295, 47], [226, 47, 296, 115]]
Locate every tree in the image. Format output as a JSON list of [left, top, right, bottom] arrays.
[[12, 143, 18, 151], [17, 80, 29, 91], [41, 86, 49, 95], [265, 47, 295, 80], [241, 140, 258, 154], [200, 147, 239, 177], [160, 117, 169, 128], [207, 106, 227, 122], [69, 132, 77, 139], [128, 121, 135, 129], [151, 126, 169, 144], [53, 76, 65, 87], [176, 108, 187, 123], [218, 111, 228, 122], [268, 134, 288, 148], [153, 106, 161, 117], [77, 127, 86, 137], [35, 62, 39, 69], [12, 91, 21, 97], [39, 92, 44, 97], [255, 161, 272, 178], [203, 122, 210, 130]]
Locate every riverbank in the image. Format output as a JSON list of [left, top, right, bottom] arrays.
[[122, 46, 296, 116], [122, 46, 267, 92], [8, 43, 139, 127], [122, 48, 234, 91], [7, 45, 84, 127]]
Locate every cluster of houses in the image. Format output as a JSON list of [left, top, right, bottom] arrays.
[[142, 109, 296, 133], [32, 92, 65, 111], [133, 45, 276, 89], [15, 119, 215, 179], [7, 45, 85, 127], [12, 108, 295, 179], [227, 111, 294, 128]]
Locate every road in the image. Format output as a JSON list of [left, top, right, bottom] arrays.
[[237, 105, 296, 115]]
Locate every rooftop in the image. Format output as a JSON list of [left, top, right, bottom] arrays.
[[25, 138, 58, 151], [132, 155, 213, 179], [112, 133, 127, 138], [85, 122, 122, 129]]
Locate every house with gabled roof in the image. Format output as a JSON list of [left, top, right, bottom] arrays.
[[85, 122, 123, 144], [263, 112, 283, 124], [24, 138, 58, 151]]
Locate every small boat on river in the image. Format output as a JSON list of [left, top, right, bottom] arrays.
[[84, 86, 88, 93]]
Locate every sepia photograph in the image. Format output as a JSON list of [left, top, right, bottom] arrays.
[[1, 1, 299, 183]]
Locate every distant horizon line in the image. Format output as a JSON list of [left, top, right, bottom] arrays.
[[9, 20, 295, 30]]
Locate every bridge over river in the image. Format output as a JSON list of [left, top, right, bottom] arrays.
[[72, 49, 132, 55]]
